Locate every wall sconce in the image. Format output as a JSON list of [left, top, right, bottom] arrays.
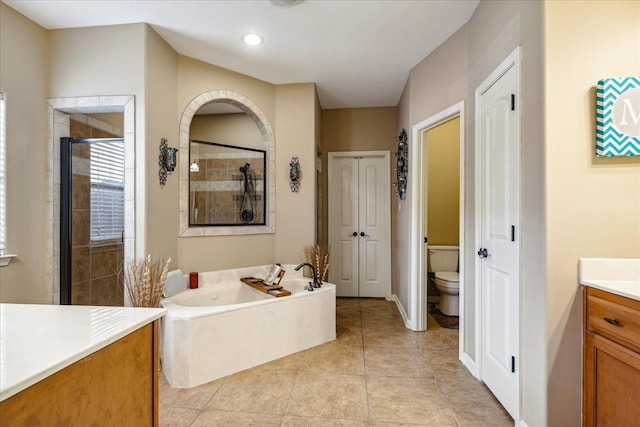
[[159, 137, 178, 186], [289, 157, 300, 192], [190, 160, 200, 172], [393, 129, 408, 200]]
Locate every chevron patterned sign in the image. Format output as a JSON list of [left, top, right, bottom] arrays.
[[596, 76, 640, 156]]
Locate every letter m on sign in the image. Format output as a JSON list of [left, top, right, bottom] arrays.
[[596, 76, 640, 157]]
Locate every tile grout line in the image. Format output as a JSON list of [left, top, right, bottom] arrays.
[[359, 299, 373, 425], [279, 367, 301, 426], [435, 379, 463, 427]]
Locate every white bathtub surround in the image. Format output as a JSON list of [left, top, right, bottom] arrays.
[[160, 264, 336, 388], [0, 304, 166, 401], [579, 258, 640, 301]]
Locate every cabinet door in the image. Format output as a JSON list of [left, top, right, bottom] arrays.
[[584, 331, 640, 426]]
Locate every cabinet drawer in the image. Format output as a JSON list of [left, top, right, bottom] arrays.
[[586, 293, 640, 349]]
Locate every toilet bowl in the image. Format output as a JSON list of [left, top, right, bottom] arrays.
[[433, 271, 459, 316], [427, 245, 460, 317]]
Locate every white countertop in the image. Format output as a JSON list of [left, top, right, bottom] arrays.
[[579, 258, 640, 301], [0, 304, 166, 402]]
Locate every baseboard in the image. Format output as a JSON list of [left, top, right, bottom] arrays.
[[460, 352, 480, 379], [391, 294, 411, 328]]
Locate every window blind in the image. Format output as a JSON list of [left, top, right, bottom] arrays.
[[0, 92, 6, 255], [90, 140, 124, 241]]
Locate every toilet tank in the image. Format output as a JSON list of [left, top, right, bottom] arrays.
[[427, 245, 459, 272]]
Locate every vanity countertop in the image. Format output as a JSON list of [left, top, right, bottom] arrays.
[[0, 303, 166, 402], [579, 258, 640, 301]]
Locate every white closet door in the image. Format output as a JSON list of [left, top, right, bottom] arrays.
[[478, 57, 520, 419], [328, 152, 390, 298], [358, 155, 390, 298], [328, 156, 359, 297]]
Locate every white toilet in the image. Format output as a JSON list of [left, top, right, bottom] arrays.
[[427, 245, 459, 316]]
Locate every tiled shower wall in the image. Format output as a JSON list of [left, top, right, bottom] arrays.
[[69, 116, 124, 306], [190, 157, 264, 225]]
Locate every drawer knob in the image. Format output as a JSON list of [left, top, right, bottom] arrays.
[[604, 317, 620, 327]]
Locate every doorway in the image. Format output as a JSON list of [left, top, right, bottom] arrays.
[[328, 151, 391, 298], [46, 96, 135, 305], [407, 102, 465, 345], [423, 117, 461, 317]]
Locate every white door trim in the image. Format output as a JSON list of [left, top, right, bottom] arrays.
[[408, 102, 465, 347], [474, 46, 521, 421]]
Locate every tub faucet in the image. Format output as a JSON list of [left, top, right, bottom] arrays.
[[294, 263, 321, 291]]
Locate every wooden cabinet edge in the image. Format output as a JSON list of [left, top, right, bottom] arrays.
[[583, 286, 640, 427]]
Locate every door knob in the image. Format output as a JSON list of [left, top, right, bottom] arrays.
[[477, 248, 488, 258], [352, 232, 358, 237], [360, 232, 369, 237]]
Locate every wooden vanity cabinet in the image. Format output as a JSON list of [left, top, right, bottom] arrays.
[[0, 321, 160, 426], [583, 287, 640, 427]]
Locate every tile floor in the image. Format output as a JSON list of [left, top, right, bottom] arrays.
[[160, 298, 513, 426]]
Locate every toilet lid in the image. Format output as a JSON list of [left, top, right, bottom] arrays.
[[435, 271, 459, 283]]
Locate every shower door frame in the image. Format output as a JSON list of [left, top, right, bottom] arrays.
[[60, 136, 125, 305]]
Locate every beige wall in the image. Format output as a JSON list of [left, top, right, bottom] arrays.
[[425, 117, 460, 246], [2, 9, 319, 293], [399, 1, 545, 425], [48, 24, 146, 100], [176, 56, 276, 272], [48, 23, 149, 266], [395, 83, 411, 303], [145, 25, 179, 269], [274, 84, 318, 263], [395, 22, 469, 325], [320, 107, 397, 246], [190, 114, 263, 150], [544, 1, 640, 425], [0, 4, 49, 303], [176, 58, 318, 272]]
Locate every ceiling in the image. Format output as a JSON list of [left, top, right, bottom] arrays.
[[4, 0, 479, 109]]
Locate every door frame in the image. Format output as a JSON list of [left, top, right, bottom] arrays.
[[327, 150, 392, 299], [408, 102, 465, 345], [46, 96, 137, 305], [474, 46, 521, 421]]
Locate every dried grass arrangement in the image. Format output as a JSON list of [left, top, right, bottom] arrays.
[[118, 255, 171, 307], [303, 245, 330, 282]]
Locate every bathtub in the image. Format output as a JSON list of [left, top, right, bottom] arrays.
[[160, 264, 336, 388]]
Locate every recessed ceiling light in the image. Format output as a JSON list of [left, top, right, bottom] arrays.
[[242, 33, 264, 46]]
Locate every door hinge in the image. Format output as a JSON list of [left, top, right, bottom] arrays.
[[511, 94, 516, 111], [511, 225, 515, 242], [424, 236, 428, 244], [511, 356, 515, 373]]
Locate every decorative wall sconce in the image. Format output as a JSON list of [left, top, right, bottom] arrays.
[[393, 129, 408, 200], [159, 138, 178, 186], [289, 157, 300, 192]]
